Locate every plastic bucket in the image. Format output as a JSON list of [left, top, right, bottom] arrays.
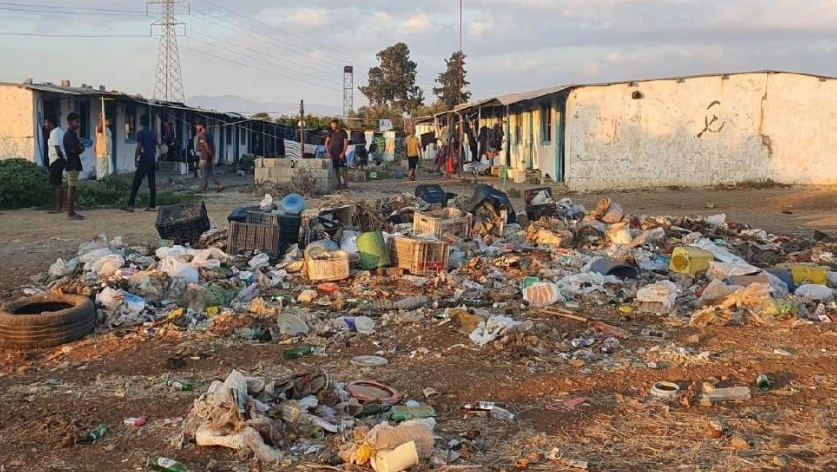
[[357, 231, 392, 270]]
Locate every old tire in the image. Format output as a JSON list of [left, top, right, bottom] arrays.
[[0, 294, 96, 349]]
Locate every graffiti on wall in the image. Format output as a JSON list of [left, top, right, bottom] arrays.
[[697, 101, 725, 138]]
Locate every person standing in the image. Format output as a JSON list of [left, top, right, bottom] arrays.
[[405, 129, 420, 182], [354, 124, 368, 170], [124, 115, 158, 212], [325, 119, 348, 189], [62, 113, 85, 220], [95, 113, 113, 181], [196, 121, 224, 192], [44, 115, 66, 214]]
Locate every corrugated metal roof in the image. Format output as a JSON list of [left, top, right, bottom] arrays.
[[496, 84, 572, 106]]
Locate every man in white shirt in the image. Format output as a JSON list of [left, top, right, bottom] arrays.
[[95, 113, 113, 181], [45, 115, 66, 213]]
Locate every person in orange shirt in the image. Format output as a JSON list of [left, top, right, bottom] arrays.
[[405, 131, 420, 181]]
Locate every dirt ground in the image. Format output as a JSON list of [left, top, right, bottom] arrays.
[[1, 176, 837, 471]]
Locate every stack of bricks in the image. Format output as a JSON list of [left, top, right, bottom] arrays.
[[254, 158, 337, 194]]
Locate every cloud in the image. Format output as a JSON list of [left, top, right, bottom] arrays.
[[403, 14, 433, 33], [287, 8, 329, 27]]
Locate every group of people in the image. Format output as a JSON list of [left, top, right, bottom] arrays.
[[324, 119, 423, 189], [43, 113, 224, 220]]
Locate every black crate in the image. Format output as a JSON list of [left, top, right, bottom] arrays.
[[156, 202, 210, 245], [247, 211, 301, 245], [415, 184, 447, 205], [524, 187, 558, 221]]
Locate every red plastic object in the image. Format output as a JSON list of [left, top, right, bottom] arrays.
[[347, 380, 402, 404]]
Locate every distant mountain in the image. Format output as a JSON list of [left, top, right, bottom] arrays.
[[186, 95, 341, 117]]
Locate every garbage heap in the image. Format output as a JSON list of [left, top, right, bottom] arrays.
[[26, 183, 837, 468]]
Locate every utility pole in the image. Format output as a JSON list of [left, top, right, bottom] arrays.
[[458, 0, 463, 105], [149, 0, 187, 102], [343, 66, 354, 124], [299, 99, 305, 158]]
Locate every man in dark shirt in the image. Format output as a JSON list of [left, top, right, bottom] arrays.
[[62, 112, 84, 220], [324, 119, 348, 190], [354, 124, 368, 170], [124, 115, 158, 212]]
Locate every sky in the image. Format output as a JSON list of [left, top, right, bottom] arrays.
[[2, 0, 837, 114]]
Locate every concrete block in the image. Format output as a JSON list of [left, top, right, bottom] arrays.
[[255, 158, 264, 168], [262, 158, 278, 168], [255, 168, 269, 183]]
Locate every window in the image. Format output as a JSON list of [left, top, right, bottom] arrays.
[[74, 101, 90, 138], [541, 104, 552, 143], [240, 128, 247, 145], [124, 104, 137, 142]]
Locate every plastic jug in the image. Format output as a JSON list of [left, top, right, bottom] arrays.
[[776, 264, 828, 286], [280, 193, 306, 215], [670, 247, 714, 275]]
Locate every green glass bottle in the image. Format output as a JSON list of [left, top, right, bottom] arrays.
[[148, 456, 188, 472], [166, 380, 194, 391], [86, 424, 107, 442], [283, 346, 314, 360], [757, 374, 771, 392]]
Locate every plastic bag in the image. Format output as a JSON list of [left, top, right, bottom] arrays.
[[689, 239, 747, 265], [704, 214, 727, 227], [91, 254, 124, 278], [523, 282, 564, 306], [79, 247, 114, 265], [637, 281, 678, 310], [49, 258, 78, 278], [601, 203, 624, 224], [160, 257, 200, 284], [123, 292, 146, 314], [190, 247, 228, 268], [557, 272, 620, 297], [469, 315, 524, 346], [96, 287, 124, 311], [156, 245, 188, 260], [260, 194, 273, 211], [78, 233, 109, 256], [795, 284, 834, 301], [340, 231, 359, 255], [699, 279, 742, 306], [248, 253, 270, 269]]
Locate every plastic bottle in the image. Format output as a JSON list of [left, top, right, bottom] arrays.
[[166, 380, 194, 391], [148, 456, 189, 472], [283, 346, 314, 360], [489, 406, 519, 421], [86, 424, 107, 442], [757, 374, 771, 392], [462, 401, 504, 411]]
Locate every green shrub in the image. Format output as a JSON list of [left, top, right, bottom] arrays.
[[0, 158, 52, 209]]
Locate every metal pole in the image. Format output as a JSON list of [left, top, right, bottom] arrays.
[[458, 0, 463, 105], [299, 99, 304, 158]]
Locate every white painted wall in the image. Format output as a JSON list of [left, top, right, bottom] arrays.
[[564, 72, 837, 191], [0, 85, 36, 161]]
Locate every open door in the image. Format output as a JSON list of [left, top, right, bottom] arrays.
[[555, 98, 566, 183]]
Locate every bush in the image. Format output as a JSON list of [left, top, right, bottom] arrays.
[[0, 158, 53, 209]]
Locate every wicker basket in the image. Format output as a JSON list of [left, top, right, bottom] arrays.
[[228, 221, 281, 258], [155, 202, 210, 245], [390, 236, 449, 275], [305, 251, 350, 282], [413, 208, 471, 240]]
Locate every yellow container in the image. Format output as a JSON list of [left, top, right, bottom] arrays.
[[776, 264, 827, 286], [670, 247, 714, 275]]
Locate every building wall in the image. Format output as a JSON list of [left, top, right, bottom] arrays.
[[0, 85, 36, 161], [563, 72, 837, 191]]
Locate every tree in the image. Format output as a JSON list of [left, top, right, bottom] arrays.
[[359, 42, 424, 113], [250, 112, 272, 122], [433, 51, 471, 108]]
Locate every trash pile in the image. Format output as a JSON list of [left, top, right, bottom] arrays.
[[18, 183, 837, 468]]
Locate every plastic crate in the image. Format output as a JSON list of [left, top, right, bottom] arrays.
[[414, 184, 447, 205], [413, 208, 471, 240], [227, 221, 281, 258], [247, 212, 301, 245], [155, 202, 210, 245], [390, 236, 449, 275], [524, 187, 559, 221]]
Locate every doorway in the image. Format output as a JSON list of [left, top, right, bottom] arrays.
[[42, 99, 61, 166]]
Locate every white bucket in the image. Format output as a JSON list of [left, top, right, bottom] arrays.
[[371, 441, 420, 472]]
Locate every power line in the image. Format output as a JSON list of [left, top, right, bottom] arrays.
[[0, 2, 146, 14], [0, 6, 144, 16], [0, 32, 150, 38], [179, 41, 341, 92], [184, 35, 343, 90], [187, 14, 338, 79]]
